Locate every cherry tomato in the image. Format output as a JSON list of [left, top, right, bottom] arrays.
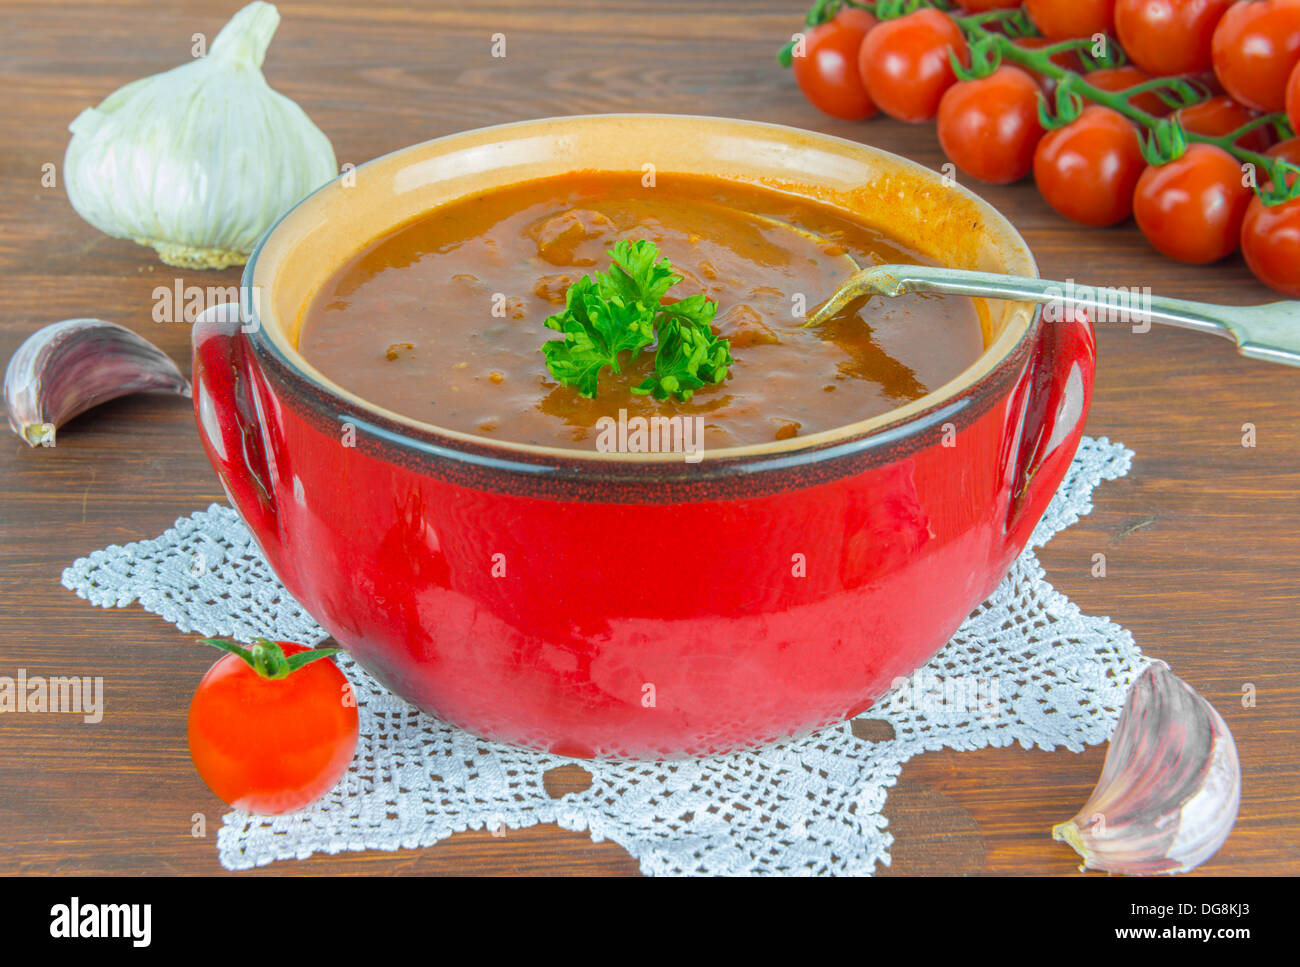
[[1242, 193, 1300, 295], [1226, 128, 1299, 287], [1175, 95, 1275, 152], [1011, 36, 1083, 96], [1132, 144, 1254, 262], [1034, 106, 1146, 225], [188, 639, 359, 815], [1115, 0, 1234, 76], [1288, 59, 1300, 134], [1086, 66, 1174, 116], [858, 8, 969, 123], [793, 9, 879, 121], [938, 66, 1045, 183], [1025, 0, 1117, 41], [1211, 0, 1300, 112]]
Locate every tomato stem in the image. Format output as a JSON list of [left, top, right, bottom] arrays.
[[200, 637, 341, 680], [783, 0, 1300, 204]]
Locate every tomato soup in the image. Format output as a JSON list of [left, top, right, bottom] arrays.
[[297, 172, 987, 449]]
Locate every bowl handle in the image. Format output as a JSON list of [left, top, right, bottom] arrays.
[[1005, 309, 1097, 552], [192, 302, 281, 559]]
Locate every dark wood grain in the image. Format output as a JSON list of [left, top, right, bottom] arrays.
[[1, 0, 1296, 876]]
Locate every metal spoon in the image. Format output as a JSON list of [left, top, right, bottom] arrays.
[[803, 264, 1300, 368]]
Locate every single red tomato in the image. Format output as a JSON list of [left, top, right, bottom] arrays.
[[1087, 66, 1174, 116], [188, 638, 359, 815], [792, 9, 879, 121], [1132, 144, 1254, 262], [1288, 59, 1300, 134], [1033, 105, 1147, 225], [1011, 36, 1084, 95], [938, 66, 1046, 183], [1212, 0, 1300, 112], [858, 8, 969, 123], [1242, 193, 1300, 295], [1025, 0, 1117, 41], [1175, 95, 1275, 152], [1115, 0, 1234, 76], [1237, 131, 1300, 291]]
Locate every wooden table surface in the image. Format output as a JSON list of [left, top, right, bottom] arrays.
[[1, 0, 1296, 876]]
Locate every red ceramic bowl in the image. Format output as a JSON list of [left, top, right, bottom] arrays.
[[192, 115, 1094, 759]]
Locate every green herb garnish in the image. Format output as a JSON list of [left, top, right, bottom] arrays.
[[540, 239, 732, 402]]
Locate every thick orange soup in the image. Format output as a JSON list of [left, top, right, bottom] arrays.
[[297, 172, 987, 450]]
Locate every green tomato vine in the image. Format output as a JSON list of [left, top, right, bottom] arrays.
[[780, 0, 1300, 205]]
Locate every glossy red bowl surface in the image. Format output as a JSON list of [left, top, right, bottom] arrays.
[[192, 115, 1094, 759]]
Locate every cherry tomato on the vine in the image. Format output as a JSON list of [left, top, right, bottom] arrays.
[[938, 66, 1045, 183], [1115, 0, 1234, 77], [1287, 60, 1300, 135], [793, 9, 879, 121], [1033, 106, 1147, 226], [1025, 0, 1117, 42], [1086, 66, 1174, 117], [1241, 134, 1300, 294], [1211, 0, 1300, 112], [1242, 194, 1300, 295], [1132, 144, 1254, 262], [188, 639, 359, 815], [858, 8, 969, 123], [1175, 95, 1275, 153]]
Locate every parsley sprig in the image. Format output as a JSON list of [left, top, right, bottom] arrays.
[[541, 240, 732, 402]]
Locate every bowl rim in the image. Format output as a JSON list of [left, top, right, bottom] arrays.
[[240, 113, 1041, 473]]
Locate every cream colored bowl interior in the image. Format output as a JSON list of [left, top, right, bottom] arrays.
[[250, 114, 1038, 461]]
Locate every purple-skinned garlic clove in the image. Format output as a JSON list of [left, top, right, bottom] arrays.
[[1053, 661, 1240, 875], [4, 319, 191, 447]]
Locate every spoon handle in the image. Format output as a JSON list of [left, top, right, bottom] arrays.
[[814, 264, 1300, 369]]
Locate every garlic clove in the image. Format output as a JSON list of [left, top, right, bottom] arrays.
[[63, 2, 336, 269], [1053, 661, 1240, 875], [4, 319, 190, 447]]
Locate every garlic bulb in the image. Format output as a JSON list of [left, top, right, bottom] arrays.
[[1053, 661, 1240, 875], [63, 2, 336, 269]]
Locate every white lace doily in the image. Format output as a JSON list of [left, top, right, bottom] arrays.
[[62, 435, 1141, 875]]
